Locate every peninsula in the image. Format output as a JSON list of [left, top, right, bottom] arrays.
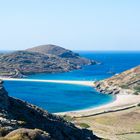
[[0, 44, 96, 78], [94, 65, 140, 95]]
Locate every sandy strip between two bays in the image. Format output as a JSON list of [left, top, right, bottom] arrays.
[[1, 77, 94, 86]]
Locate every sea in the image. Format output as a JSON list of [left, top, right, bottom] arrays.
[[3, 51, 140, 113]]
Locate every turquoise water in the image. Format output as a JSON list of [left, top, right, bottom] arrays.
[[3, 51, 140, 113], [4, 81, 114, 113]]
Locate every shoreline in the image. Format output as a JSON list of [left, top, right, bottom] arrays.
[[54, 96, 116, 114], [2, 77, 140, 117], [56, 94, 140, 117], [1, 78, 94, 87]]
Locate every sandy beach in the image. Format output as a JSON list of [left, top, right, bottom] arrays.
[[57, 94, 140, 117], [1, 77, 94, 87]]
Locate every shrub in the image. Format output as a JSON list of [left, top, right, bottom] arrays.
[[78, 123, 90, 129], [134, 86, 140, 92], [120, 85, 129, 89], [133, 91, 139, 95], [63, 115, 74, 122]]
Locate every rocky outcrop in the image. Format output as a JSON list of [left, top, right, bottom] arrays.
[[0, 81, 9, 110], [0, 44, 96, 78], [0, 80, 99, 140], [94, 65, 140, 95], [26, 44, 80, 57], [1, 128, 51, 140]]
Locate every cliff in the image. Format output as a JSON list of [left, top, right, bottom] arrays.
[[0, 44, 96, 78], [94, 65, 140, 95], [0, 80, 99, 140]]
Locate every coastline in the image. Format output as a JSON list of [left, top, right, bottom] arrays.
[[2, 78, 140, 117], [1, 78, 94, 87], [56, 94, 140, 117]]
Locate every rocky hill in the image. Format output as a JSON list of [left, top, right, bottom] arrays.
[[0, 44, 96, 78], [26, 44, 79, 57], [0, 80, 99, 140], [94, 65, 140, 95]]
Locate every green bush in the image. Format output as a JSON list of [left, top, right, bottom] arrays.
[[78, 123, 90, 128], [63, 115, 74, 122], [133, 91, 139, 95], [134, 86, 140, 92], [120, 85, 129, 89]]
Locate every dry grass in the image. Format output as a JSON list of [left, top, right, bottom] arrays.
[[0, 133, 30, 140], [72, 106, 140, 140]]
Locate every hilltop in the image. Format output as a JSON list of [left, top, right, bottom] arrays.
[[94, 65, 140, 95], [27, 44, 80, 57], [0, 80, 99, 140], [0, 44, 96, 78]]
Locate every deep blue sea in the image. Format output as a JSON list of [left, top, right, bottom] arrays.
[[3, 51, 140, 113]]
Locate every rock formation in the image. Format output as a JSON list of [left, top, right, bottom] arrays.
[[0, 44, 96, 78], [94, 65, 140, 95]]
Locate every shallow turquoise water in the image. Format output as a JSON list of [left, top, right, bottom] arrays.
[[3, 51, 140, 113]]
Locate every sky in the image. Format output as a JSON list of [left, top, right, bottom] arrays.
[[0, 0, 140, 51]]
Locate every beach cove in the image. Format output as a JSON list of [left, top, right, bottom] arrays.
[[3, 78, 140, 118], [2, 51, 140, 113]]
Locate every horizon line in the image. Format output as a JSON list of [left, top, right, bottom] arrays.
[[1, 49, 140, 52]]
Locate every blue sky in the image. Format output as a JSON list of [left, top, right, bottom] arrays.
[[0, 0, 140, 50]]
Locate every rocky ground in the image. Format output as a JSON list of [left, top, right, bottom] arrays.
[[0, 80, 100, 140], [94, 65, 140, 95], [0, 44, 96, 78]]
